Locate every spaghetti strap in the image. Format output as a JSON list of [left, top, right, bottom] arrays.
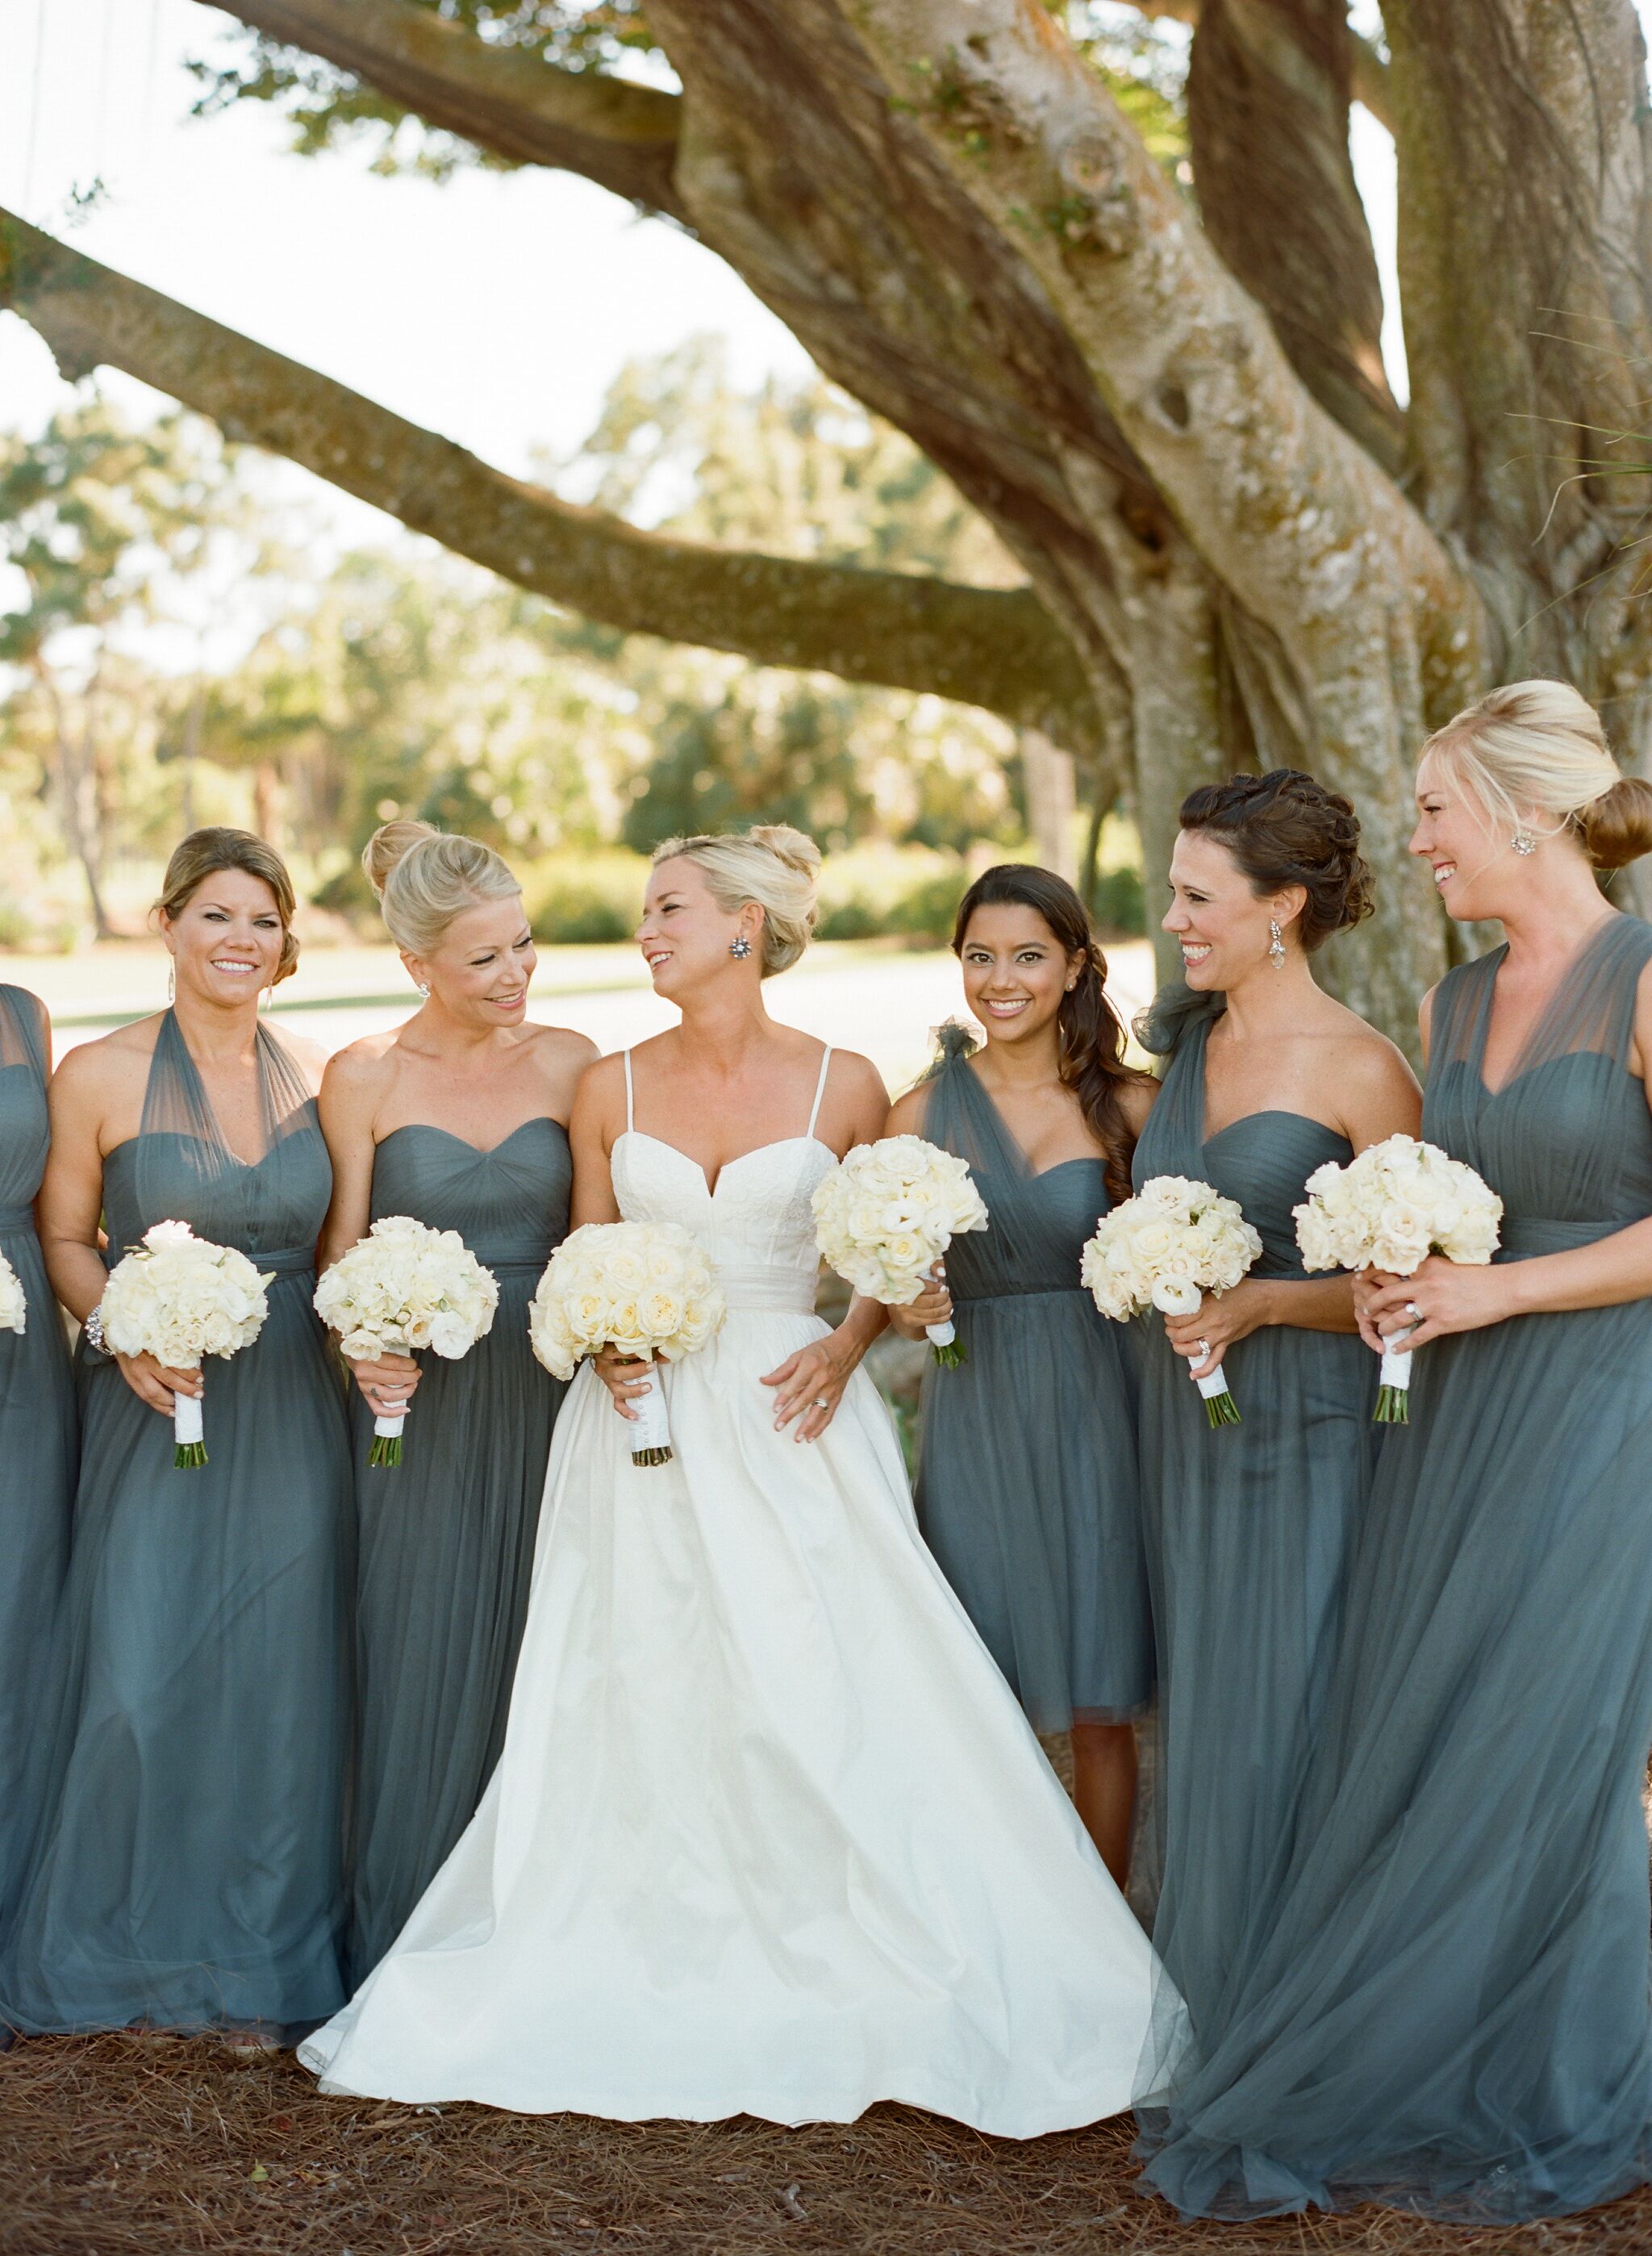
[[622, 1049, 635, 1134], [807, 1045, 832, 1138]]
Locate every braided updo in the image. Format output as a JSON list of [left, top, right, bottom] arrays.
[[1178, 769, 1374, 951]]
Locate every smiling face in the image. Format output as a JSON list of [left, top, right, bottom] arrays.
[[636, 855, 758, 999], [406, 893, 536, 1028], [957, 900, 1078, 1049], [1411, 747, 1528, 923], [1163, 829, 1301, 989], [159, 867, 286, 1007]]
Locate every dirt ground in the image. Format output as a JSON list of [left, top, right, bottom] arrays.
[[6, 2032, 1650, 2256]]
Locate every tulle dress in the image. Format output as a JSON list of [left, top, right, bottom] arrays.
[[0, 987, 76, 1922], [0, 1012, 353, 2041], [912, 1031, 1150, 1729], [301, 1047, 1162, 2131], [1140, 915, 1652, 2222], [1128, 988, 1378, 2104], [347, 1116, 573, 1984]]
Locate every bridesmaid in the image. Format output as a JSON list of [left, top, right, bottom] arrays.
[[0, 984, 76, 1924], [1142, 685, 1652, 2223], [319, 821, 594, 1982], [1127, 771, 1419, 2103], [887, 864, 1154, 1885], [0, 829, 352, 2048]]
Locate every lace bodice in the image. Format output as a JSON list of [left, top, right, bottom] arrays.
[[610, 1047, 835, 1295]]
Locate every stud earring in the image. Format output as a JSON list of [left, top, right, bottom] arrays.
[[729, 934, 753, 960], [1268, 917, 1287, 970], [415, 980, 431, 998], [1512, 829, 1537, 857]]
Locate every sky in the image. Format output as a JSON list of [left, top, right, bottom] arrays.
[[0, 1, 1646, 546]]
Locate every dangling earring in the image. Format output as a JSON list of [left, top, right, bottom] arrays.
[[728, 934, 753, 960], [166, 960, 176, 1005], [1512, 828, 1537, 857], [1268, 917, 1287, 970]]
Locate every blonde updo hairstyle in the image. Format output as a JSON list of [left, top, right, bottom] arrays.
[[156, 827, 301, 985], [363, 820, 523, 958], [1420, 679, 1652, 871], [650, 825, 821, 976]]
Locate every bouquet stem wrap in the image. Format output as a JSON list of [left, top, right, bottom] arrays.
[[1376, 1333, 1416, 1424], [924, 1317, 963, 1368], [1193, 1361, 1241, 1427], [628, 1357, 672, 1467], [370, 1409, 407, 1467], [173, 1385, 206, 1469]]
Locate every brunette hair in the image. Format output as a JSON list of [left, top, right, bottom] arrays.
[[650, 825, 821, 976], [156, 828, 301, 986], [1420, 679, 1652, 869], [1178, 768, 1373, 950], [363, 819, 522, 955], [951, 863, 1149, 1205]]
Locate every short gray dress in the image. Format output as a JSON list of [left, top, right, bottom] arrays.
[[1141, 916, 1652, 2223], [0, 1011, 353, 2041], [1129, 986, 1379, 2095], [347, 1117, 573, 1983], [0, 988, 76, 1922], [912, 1035, 1151, 1729]]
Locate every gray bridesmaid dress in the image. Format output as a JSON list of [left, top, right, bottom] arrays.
[[1141, 915, 1652, 2223], [0, 1011, 352, 2040], [347, 1116, 572, 1983], [0, 988, 76, 1921], [1129, 986, 1378, 2095], [912, 1033, 1150, 1728]]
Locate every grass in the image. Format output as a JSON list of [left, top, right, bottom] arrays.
[[9, 2032, 1649, 2256]]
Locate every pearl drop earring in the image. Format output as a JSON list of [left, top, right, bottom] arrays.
[[1268, 918, 1287, 970]]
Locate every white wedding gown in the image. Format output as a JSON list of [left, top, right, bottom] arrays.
[[300, 1049, 1162, 2132]]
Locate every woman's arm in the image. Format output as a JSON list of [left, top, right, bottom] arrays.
[[568, 1054, 623, 1229]]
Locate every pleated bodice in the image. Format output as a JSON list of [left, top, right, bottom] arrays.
[[368, 1118, 571, 1274]]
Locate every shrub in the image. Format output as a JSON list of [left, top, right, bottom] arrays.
[[520, 852, 649, 945]]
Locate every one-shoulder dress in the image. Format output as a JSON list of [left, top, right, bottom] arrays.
[[1141, 916, 1652, 2221], [0, 1011, 353, 2041], [1129, 988, 1379, 2101], [913, 1038, 1150, 1729], [0, 986, 76, 1923], [347, 1116, 573, 1983]]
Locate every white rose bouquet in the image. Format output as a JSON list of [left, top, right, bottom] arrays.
[[811, 1134, 988, 1367], [315, 1214, 499, 1466], [528, 1219, 725, 1467], [100, 1219, 273, 1468], [1294, 1133, 1502, 1422], [1082, 1175, 1263, 1427], [0, 1250, 24, 1336]]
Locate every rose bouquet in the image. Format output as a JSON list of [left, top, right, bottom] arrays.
[[315, 1214, 499, 1466], [1294, 1133, 1502, 1422], [528, 1219, 725, 1467], [0, 1250, 24, 1336], [811, 1135, 988, 1367], [100, 1219, 272, 1467], [1082, 1174, 1262, 1427]]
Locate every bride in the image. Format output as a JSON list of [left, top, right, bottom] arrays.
[[300, 825, 1161, 2133]]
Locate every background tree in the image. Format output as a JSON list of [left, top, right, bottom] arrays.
[[5, 0, 1650, 1038]]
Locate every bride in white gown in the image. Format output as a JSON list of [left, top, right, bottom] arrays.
[[300, 825, 1163, 2133]]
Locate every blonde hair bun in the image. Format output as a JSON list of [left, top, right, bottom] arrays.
[[361, 821, 522, 957], [362, 818, 440, 899], [651, 825, 822, 977], [1421, 679, 1652, 869]]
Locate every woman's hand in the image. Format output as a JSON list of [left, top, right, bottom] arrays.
[[886, 1262, 951, 1342], [1362, 1255, 1512, 1349], [593, 1344, 656, 1424], [762, 1326, 861, 1443], [1162, 1278, 1274, 1381], [117, 1350, 204, 1417], [348, 1348, 421, 1423]]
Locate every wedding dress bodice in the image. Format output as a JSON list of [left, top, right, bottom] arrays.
[[610, 1047, 836, 1309]]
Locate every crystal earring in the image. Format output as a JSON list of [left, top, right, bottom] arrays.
[[1512, 829, 1537, 857], [166, 961, 176, 1005], [729, 934, 753, 960], [415, 980, 431, 998], [1268, 917, 1287, 970]]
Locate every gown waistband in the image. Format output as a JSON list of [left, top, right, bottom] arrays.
[[715, 1263, 820, 1315], [0, 1202, 35, 1233]]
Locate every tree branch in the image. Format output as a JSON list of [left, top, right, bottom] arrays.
[[0, 211, 1104, 750], [198, 0, 687, 218], [1124, 0, 1395, 129]]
